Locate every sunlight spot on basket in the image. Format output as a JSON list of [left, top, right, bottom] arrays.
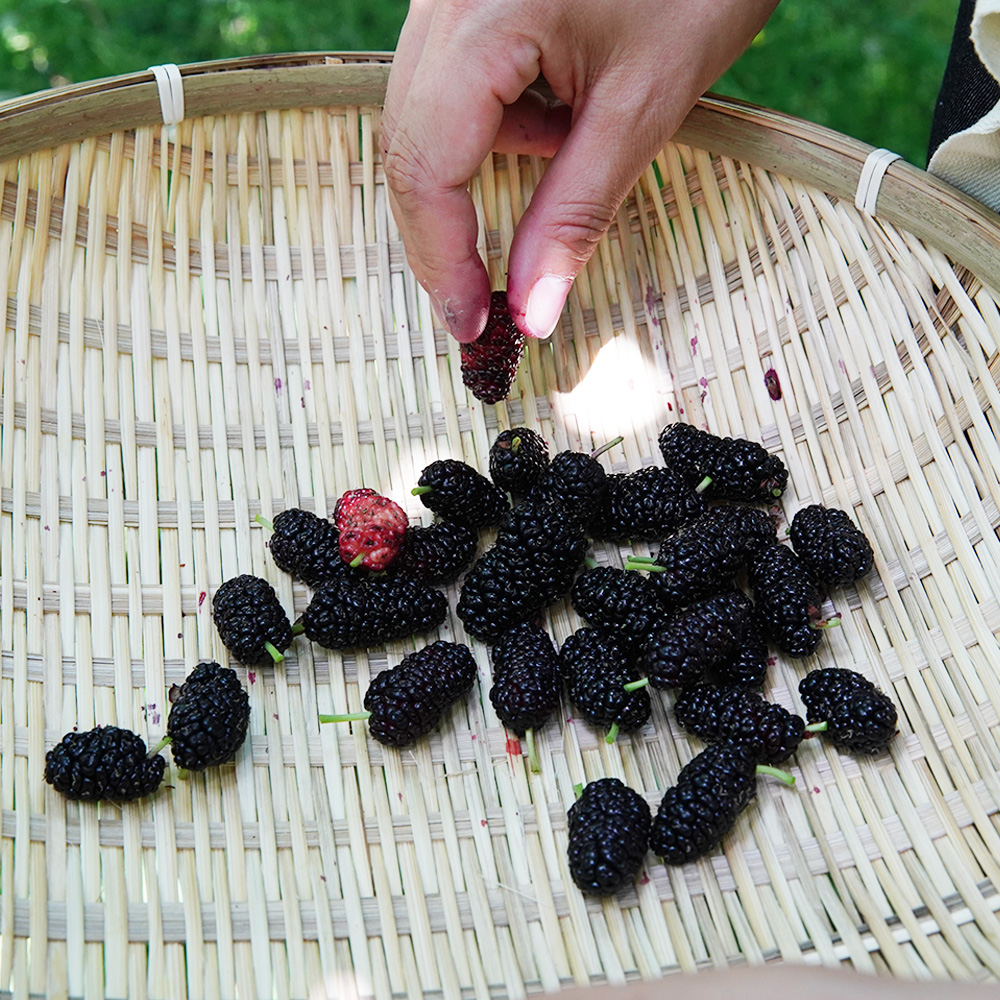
[[552, 336, 666, 438], [313, 969, 371, 1000]]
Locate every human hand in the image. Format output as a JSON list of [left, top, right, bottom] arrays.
[[380, 0, 779, 343]]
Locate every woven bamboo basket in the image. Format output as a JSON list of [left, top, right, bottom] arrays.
[[2, 52, 1000, 1000]]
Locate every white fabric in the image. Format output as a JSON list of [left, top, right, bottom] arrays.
[[928, 0, 1000, 210]]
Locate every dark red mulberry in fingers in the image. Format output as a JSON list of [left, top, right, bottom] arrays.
[[789, 505, 874, 587], [413, 459, 509, 528], [567, 777, 652, 895], [799, 667, 898, 754], [460, 290, 526, 404], [45, 726, 166, 802], [489, 427, 549, 496], [166, 661, 251, 771], [212, 574, 293, 667]]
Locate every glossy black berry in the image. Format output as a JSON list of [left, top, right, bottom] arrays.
[[362, 641, 478, 746], [489, 622, 563, 736], [649, 742, 758, 864], [526, 450, 608, 523], [489, 428, 549, 496], [212, 574, 293, 667], [789, 505, 874, 587], [388, 520, 478, 584], [674, 682, 805, 764], [570, 566, 669, 646], [799, 668, 898, 754], [747, 544, 825, 657], [299, 576, 448, 649], [166, 661, 251, 770], [45, 726, 165, 802], [586, 466, 706, 543], [562, 627, 650, 737], [263, 507, 347, 587], [658, 421, 788, 503], [567, 778, 652, 895], [413, 460, 509, 528]]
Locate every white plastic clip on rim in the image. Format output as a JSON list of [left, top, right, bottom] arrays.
[[854, 148, 902, 216], [148, 63, 185, 141]]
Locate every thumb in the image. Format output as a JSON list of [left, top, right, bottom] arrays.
[[506, 84, 677, 340]]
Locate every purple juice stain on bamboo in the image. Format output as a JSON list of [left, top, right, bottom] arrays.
[[764, 368, 782, 400]]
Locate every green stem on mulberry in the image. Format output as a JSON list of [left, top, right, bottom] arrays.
[[349, 553, 366, 568], [755, 764, 795, 786], [411, 485, 433, 496], [573, 782, 584, 798], [810, 617, 842, 631], [319, 711, 371, 724], [148, 736, 171, 758], [264, 641, 285, 664], [624, 557, 665, 573], [805, 721, 828, 734], [290, 622, 306, 636], [584, 556, 599, 570], [605, 723, 620, 744], [624, 554, 657, 565], [590, 436, 624, 460], [511, 436, 522, 454], [255, 514, 274, 531], [623, 678, 649, 692], [695, 475, 713, 494], [524, 728, 540, 774]]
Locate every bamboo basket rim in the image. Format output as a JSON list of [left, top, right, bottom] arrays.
[[1, 52, 998, 293]]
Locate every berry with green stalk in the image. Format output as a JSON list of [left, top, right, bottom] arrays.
[[488, 622, 563, 773], [256, 507, 348, 587], [799, 667, 898, 754], [524, 437, 623, 523], [658, 421, 788, 503], [489, 427, 549, 496], [154, 661, 251, 772], [561, 627, 650, 742], [44, 726, 167, 802], [412, 459, 509, 528], [334, 488, 409, 572], [566, 777, 652, 895], [649, 741, 795, 865], [319, 640, 478, 746], [212, 574, 294, 667]]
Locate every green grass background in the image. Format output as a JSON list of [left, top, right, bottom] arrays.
[[0, 0, 960, 167]]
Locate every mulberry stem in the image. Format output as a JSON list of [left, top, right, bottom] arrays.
[[590, 436, 624, 459], [319, 711, 371, 724], [264, 641, 285, 664], [755, 764, 795, 786], [695, 475, 713, 494], [625, 554, 657, 564], [411, 485, 433, 496], [623, 678, 649, 692], [290, 622, 305, 636], [605, 723, 620, 744], [511, 436, 522, 453], [810, 618, 842, 631], [805, 721, 828, 733], [624, 557, 665, 573], [525, 728, 540, 773], [255, 514, 274, 531], [349, 553, 366, 568], [148, 736, 171, 758]]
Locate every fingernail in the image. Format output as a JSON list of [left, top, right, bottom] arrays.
[[525, 276, 571, 339]]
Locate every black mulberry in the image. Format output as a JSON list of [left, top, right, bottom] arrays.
[[412, 459, 509, 528], [259, 507, 347, 588], [489, 427, 549, 496], [789, 505, 874, 587], [299, 577, 448, 649], [212, 574, 293, 667], [673, 682, 805, 765], [799, 668, 898, 754], [567, 777, 652, 895], [388, 520, 478, 584], [570, 566, 669, 645], [489, 622, 563, 742], [586, 466, 705, 542], [166, 661, 251, 770], [649, 742, 758, 864], [525, 441, 619, 523], [658, 421, 788, 502], [747, 544, 827, 657], [45, 726, 166, 802]]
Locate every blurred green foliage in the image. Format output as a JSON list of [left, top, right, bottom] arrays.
[[0, 0, 957, 166]]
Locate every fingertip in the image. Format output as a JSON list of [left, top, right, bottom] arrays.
[[430, 278, 491, 344], [509, 274, 573, 340]]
